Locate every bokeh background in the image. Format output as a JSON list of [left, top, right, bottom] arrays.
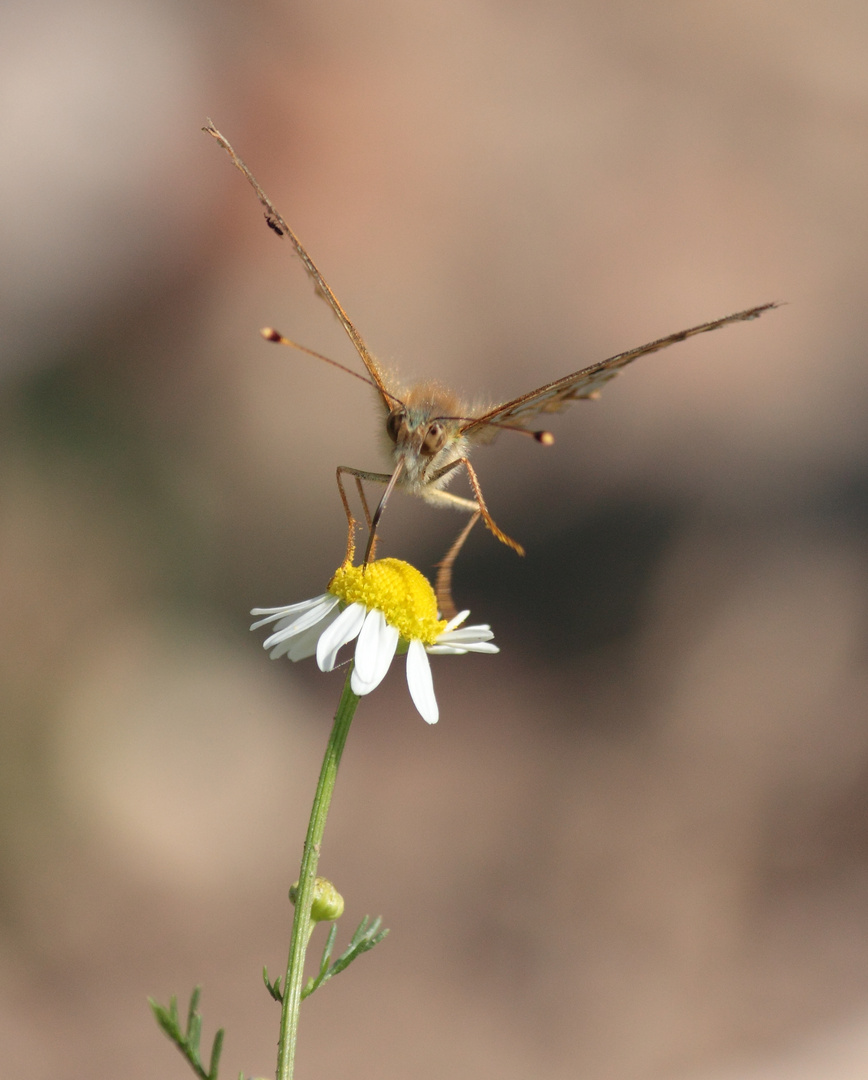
[[4, 1, 868, 1077]]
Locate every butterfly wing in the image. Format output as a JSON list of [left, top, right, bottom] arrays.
[[205, 123, 394, 408], [460, 302, 778, 437]]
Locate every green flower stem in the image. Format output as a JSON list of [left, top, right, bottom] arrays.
[[277, 670, 360, 1080]]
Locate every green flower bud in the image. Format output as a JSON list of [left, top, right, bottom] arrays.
[[289, 876, 344, 923]]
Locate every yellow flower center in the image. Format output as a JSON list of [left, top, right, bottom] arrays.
[[328, 559, 447, 646]]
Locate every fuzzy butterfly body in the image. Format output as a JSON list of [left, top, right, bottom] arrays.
[[205, 123, 778, 610]]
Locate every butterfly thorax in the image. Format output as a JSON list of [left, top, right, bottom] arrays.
[[385, 384, 471, 492]]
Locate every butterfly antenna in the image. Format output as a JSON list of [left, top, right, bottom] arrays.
[[439, 414, 555, 444], [498, 423, 555, 445], [261, 328, 402, 405]]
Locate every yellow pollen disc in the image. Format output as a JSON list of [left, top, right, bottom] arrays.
[[328, 559, 447, 646]]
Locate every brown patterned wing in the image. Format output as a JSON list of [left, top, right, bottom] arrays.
[[460, 302, 779, 437], [204, 122, 394, 408]]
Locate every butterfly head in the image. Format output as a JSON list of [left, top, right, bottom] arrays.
[[384, 384, 469, 491]]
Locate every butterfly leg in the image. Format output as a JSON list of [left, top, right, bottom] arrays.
[[427, 458, 525, 556], [336, 465, 392, 564], [335, 467, 360, 563], [434, 511, 481, 619]]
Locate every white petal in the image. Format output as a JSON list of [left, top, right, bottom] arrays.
[[406, 639, 438, 723], [427, 642, 500, 655], [442, 623, 494, 642], [316, 603, 366, 672], [261, 596, 340, 651], [284, 609, 341, 661], [250, 594, 333, 631], [441, 610, 470, 633], [428, 622, 497, 655], [351, 609, 399, 694]]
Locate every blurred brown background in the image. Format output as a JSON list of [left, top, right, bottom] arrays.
[[3, 1, 868, 1077]]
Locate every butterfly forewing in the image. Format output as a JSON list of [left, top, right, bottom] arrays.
[[460, 302, 778, 437], [203, 122, 394, 408]]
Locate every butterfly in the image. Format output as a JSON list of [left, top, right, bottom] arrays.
[[205, 123, 778, 614]]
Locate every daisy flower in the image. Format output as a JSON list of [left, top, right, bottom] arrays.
[[250, 558, 498, 724]]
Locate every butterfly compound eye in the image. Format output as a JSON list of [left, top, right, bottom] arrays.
[[421, 422, 447, 456], [386, 409, 405, 443]]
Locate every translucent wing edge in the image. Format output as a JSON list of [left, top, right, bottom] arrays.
[[204, 122, 393, 406], [461, 302, 780, 433]]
